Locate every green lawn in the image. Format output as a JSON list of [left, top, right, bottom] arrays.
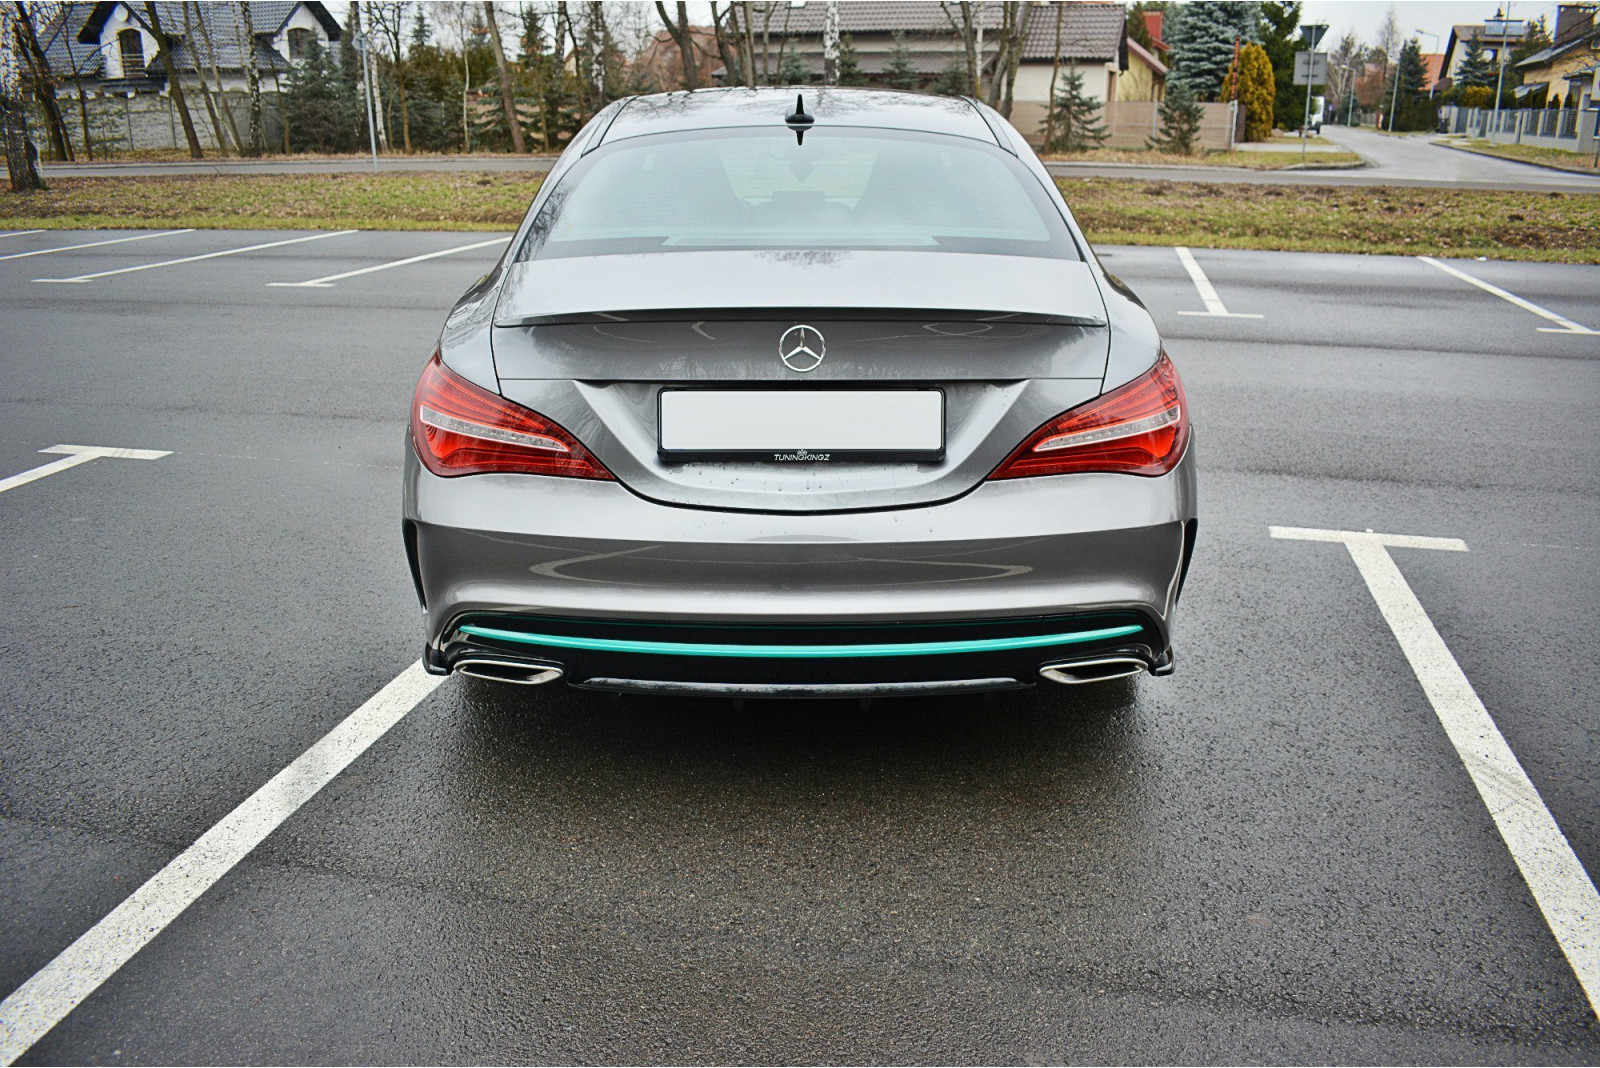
[[3, 171, 1597, 263]]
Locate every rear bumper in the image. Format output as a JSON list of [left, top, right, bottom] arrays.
[[403, 442, 1197, 692]]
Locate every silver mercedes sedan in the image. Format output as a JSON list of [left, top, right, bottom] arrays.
[[403, 87, 1196, 698]]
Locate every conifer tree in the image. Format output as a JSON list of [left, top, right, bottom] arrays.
[[1166, 1, 1260, 101], [282, 39, 359, 151], [1147, 81, 1203, 154], [1455, 33, 1494, 88], [836, 33, 866, 85], [931, 55, 969, 96], [884, 31, 916, 89], [1041, 69, 1108, 151], [777, 44, 811, 85], [1220, 42, 1276, 140]]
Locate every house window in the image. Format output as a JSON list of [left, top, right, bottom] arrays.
[[288, 27, 315, 61], [118, 28, 145, 78]]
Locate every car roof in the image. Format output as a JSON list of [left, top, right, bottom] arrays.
[[594, 87, 1003, 149]]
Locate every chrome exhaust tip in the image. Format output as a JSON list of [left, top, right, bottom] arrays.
[[1038, 656, 1148, 685], [454, 657, 564, 686]]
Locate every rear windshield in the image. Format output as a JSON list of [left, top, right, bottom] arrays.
[[519, 127, 1079, 261]]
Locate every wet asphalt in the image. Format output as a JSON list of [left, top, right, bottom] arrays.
[[0, 229, 1597, 1063]]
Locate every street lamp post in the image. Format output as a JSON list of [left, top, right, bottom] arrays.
[[1484, 9, 1526, 145], [1415, 30, 1440, 98], [1388, 54, 1402, 130]]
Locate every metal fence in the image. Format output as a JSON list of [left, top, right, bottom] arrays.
[[1439, 103, 1597, 153]]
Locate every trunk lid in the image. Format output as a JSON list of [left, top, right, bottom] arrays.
[[491, 250, 1109, 513]]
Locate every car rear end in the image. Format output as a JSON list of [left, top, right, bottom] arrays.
[[402, 88, 1196, 697]]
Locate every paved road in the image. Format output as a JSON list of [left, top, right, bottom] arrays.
[[40, 155, 560, 178], [1320, 124, 1600, 192], [40, 133, 1600, 192], [1, 228, 1598, 1063]]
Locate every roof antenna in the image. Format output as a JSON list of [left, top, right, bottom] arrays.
[[786, 92, 814, 145], [786, 93, 815, 125]]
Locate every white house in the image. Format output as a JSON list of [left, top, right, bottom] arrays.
[[39, 1, 342, 97]]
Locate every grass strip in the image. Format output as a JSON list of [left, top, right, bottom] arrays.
[[1045, 148, 1363, 170], [2, 172, 1597, 263], [1058, 177, 1600, 263], [1436, 139, 1600, 176]]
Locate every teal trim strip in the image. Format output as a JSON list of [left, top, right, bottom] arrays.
[[456, 623, 1144, 659]]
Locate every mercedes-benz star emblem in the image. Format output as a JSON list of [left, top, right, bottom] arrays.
[[778, 324, 825, 373]]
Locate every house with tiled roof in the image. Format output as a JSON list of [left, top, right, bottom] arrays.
[[37, 1, 340, 98], [1441, 19, 1528, 86], [747, 1, 1160, 137], [1515, 3, 1598, 109]]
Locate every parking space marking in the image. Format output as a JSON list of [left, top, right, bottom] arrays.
[[1272, 525, 1600, 1018], [0, 445, 171, 496], [32, 230, 358, 284], [0, 660, 444, 1066], [266, 236, 509, 288], [0, 230, 45, 240], [1173, 247, 1264, 319], [0, 229, 195, 263], [1419, 256, 1600, 336]]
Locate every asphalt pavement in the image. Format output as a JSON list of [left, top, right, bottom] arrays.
[[40, 126, 1600, 192], [1, 227, 1598, 1063]]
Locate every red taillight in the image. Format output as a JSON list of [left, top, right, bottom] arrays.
[[410, 353, 613, 480], [990, 351, 1189, 480]]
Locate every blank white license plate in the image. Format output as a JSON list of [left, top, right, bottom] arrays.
[[658, 389, 945, 462]]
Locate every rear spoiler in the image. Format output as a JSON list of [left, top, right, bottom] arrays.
[[493, 250, 1109, 328], [498, 307, 1105, 327]]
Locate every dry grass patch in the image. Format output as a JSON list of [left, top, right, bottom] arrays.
[[1059, 177, 1600, 262], [4, 171, 1598, 263]]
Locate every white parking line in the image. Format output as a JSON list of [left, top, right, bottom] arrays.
[[1272, 525, 1600, 1018], [33, 230, 358, 283], [0, 661, 444, 1066], [1419, 256, 1600, 336], [0, 445, 170, 496], [1173, 247, 1263, 319], [0, 229, 45, 240], [0, 229, 194, 263], [266, 236, 508, 288]]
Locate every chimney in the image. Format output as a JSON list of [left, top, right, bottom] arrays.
[[1554, 3, 1596, 44]]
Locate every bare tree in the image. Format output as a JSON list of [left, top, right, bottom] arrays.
[[821, 0, 839, 85], [985, 1, 1033, 116], [180, 1, 231, 154], [586, 2, 607, 103], [236, 0, 263, 155], [0, 5, 45, 187], [941, 1, 980, 97], [710, 3, 740, 86], [189, 1, 242, 153], [1042, 0, 1062, 148], [138, 2, 203, 158], [481, 1, 526, 151], [655, 0, 698, 90], [12, 2, 73, 161], [368, 1, 412, 152]]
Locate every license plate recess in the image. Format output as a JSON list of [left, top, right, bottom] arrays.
[[658, 389, 945, 463]]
